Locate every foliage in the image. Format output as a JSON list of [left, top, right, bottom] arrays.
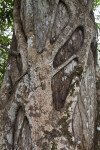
[[94, 0, 100, 10], [93, 0, 100, 32], [0, 0, 13, 87]]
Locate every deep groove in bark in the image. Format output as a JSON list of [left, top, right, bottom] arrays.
[[51, 59, 78, 111], [50, 0, 69, 44], [53, 26, 84, 68]]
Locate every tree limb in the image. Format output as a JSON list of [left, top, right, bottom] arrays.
[[0, 44, 18, 56]]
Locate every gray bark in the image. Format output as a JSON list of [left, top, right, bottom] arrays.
[[0, 0, 98, 150]]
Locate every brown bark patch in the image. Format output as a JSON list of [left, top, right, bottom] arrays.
[[33, 0, 52, 53], [78, 0, 89, 5], [53, 27, 84, 68], [50, 1, 69, 43], [91, 37, 97, 66], [51, 59, 78, 111], [13, 107, 32, 149]]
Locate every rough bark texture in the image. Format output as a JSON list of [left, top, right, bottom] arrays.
[[94, 73, 100, 150], [0, 0, 98, 150]]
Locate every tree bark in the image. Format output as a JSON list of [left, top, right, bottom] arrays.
[[0, 0, 98, 150]]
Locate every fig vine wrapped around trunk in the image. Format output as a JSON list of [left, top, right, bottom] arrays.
[[0, 0, 98, 150]]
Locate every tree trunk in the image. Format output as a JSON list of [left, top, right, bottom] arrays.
[[0, 0, 98, 149]]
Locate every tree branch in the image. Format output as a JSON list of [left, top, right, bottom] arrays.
[[0, 44, 18, 56]]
